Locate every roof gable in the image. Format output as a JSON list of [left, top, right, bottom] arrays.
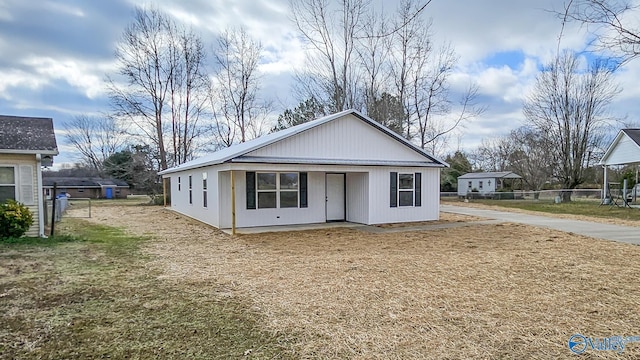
[[243, 113, 431, 163], [600, 129, 640, 165], [160, 109, 447, 174], [0, 115, 58, 154]]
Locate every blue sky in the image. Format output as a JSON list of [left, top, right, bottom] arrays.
[[1, 0, 638, 166]]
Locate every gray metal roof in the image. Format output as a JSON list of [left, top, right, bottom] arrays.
[[458, 171, 522, 179], [0, 115, 58, 154], [159, 109, 448, 175]]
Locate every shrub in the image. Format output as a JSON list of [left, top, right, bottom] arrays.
[[0, 200, 34, 239]]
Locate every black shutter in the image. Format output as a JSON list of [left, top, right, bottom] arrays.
[[299, 172, 308, 208], [246, 171, 256, 209], [390, 172, 398, 207], [415, 172, 422, 207]]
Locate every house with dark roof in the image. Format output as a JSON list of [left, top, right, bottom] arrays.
[[159, 109, 448, 232], [0, 115, 58, 237], [599, 129, 640, 201], [42, 177, 131, 199], [457, 171, 522, 197]]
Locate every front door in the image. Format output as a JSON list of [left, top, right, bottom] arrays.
[[105, 187, 113, 199], [326, 173, 345, 221]]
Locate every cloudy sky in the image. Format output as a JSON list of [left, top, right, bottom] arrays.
[[1, 0, 638, 166]]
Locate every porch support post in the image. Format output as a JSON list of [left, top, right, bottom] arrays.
[[231, 170, 236, 235], [603, 165, 608, 201], [162, 177, 167, 207]]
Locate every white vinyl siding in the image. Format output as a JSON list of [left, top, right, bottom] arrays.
[[245, 114, 430, 163], [0, 155, 40, 237], [602, 134, 640, 165]]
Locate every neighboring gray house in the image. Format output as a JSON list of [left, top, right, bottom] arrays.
[[0, 115, 58, 237], [159, 109, 448, 232], [457, 171, 522, 197], [599, 129, 640, 200]]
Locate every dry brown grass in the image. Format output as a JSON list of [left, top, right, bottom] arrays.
[[84, 206, 640, 359]]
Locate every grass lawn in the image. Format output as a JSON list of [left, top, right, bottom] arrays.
[[0, 219, 294, 359], [444, 198, 640, 222], [4, 202, 640, 359]]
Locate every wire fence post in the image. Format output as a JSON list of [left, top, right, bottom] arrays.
[[50, 182, 57, 237]]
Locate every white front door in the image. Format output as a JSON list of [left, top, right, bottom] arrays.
[[326, 173, 345, 221]]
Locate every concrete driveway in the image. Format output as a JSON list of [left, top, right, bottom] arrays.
[[442, 204, 640, 245]]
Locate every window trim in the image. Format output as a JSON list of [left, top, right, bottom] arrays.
[[255, 172, 300, 209], [398, 173, 414, 207], [0, 165, 17, 203], [188, 175, 193, 205], [202, 172, 207, 208]]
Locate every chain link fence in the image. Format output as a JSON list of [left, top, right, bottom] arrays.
[[441, 189, 607, 202], [44, 197, 92, 225]]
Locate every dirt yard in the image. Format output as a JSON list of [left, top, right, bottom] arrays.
[[83, 205, 640, 359]]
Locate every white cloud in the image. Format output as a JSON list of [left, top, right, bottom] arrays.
[[21, 56, 114, 99]]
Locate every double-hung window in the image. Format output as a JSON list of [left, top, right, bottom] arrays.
[[202, 172, 207, 208], [398, 173, 414, 207], [255, 172, 299, 209], [188, 175, 193, 204], [390, 172, 422, 208], [0, 167, 16, 203]]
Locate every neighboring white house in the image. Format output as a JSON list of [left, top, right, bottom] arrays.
[[0, 115, 58, 237], [159, 109, 448, 231], [599, 129, 640, 200], [457, 171, 522, 197]]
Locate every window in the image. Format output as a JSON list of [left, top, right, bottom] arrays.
[[255, 172, 299, 209], [0, 167, 16, 203], [202, 172, 208, 208], [398, 173, 414, 207], [468, 181, 472, 188], [390, 172, 421, 208], [178, 176, 181, 191], [188, 175, 193, 204], [279, 173, 299, 208], [479, 181, 483, 190]]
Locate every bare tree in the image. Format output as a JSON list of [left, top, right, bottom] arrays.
[[290, 0, 368, 113], [507, 127, 553, 196], [561, 0, 640, 66], [168, 26, 210, 165], [108, 7, 209, 170], [387, 0, 426, 140], [471, 135, 516, 172], [523, 50, 620, 201], [211, 27, 268, 145], [64, 114, 127, 172]]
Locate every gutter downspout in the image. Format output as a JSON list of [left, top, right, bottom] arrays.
[[36, 154, 45, 237]]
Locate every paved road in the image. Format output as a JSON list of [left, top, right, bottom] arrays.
[[441, 204, 640, 245]]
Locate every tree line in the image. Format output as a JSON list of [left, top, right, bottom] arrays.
[[62, 0, 640, 201]]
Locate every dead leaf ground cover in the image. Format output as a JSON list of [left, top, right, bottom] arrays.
[[79, 204, 640, 359]]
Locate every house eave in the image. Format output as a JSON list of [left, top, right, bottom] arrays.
[[231, 156, 445, 168], [0, 149, 59, 155]]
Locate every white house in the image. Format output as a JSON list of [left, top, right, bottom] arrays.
[[0, 115, 58, 237], [457, 171, 522, 197], [159, 109, 448, 231], [599, 129, 640, 200]]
